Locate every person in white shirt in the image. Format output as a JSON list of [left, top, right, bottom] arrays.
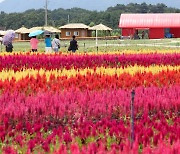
[[52, 34, 60, 52]]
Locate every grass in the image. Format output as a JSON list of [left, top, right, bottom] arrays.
[[0, 38, 180, 53]]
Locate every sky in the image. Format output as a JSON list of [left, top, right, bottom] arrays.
[[0, 0, 180, 13]]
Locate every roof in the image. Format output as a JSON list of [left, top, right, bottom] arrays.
[[59, 23, 90, 29], [90, 24, 112, 31], [29, 27, 42, 32], [43, 26, 61, 33], [29, 26, 60, 33], [0, 30, 6, 36], [119, 13, 180, 28], [15, 26, 30, 34]]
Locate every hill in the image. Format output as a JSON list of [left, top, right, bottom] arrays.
[[0, 3, 180, 30]]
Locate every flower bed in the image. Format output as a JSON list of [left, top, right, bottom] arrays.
[[0, 52, 180, 153]]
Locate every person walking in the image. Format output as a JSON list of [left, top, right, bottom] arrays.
[[52, 34, 60, 52], [68, 35, 78, 53], [45, 35, 52, 53], [30, 36, 39, 52], [5, 42, 13, 52], [0, 37, 3, 52], [142, 31, 145, 39]]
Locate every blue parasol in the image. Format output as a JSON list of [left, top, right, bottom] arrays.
[[29, 30, 44, 37]]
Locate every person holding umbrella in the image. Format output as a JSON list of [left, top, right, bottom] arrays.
[[30, 36, 39, 52], [5, 42, 13, 52], [29, 30, 44, 52], [3, 30, 15, 52]]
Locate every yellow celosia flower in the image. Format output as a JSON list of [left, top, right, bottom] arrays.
[[0, 65, 179, 81]]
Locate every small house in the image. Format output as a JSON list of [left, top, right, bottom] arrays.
[[15, 26, 30, 40], [59, 23, 92, 38]]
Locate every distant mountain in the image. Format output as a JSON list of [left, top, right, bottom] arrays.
[[0, 0, 180, 13], [1, 2, 180, 30]]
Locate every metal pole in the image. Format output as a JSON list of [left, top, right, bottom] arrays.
[[84, 43, 86, 53], [131, 89, 135, 148], [68, 15, 70, 24], [96, 29, 98, 46], [105, 41, 107, 52], [45, 0, 48, 26], [96, 30, 98, 53]]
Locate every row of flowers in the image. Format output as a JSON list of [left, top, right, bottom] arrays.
[[0, 65, 180, 81], [0, 86, 180, 153], [1, 117, 180, 153], [0, 70, 179, 94], [0, 86, 179, 119], [0, 52, 180, 153], [0, 48, 179, 56], [0, 53, 180, 71]]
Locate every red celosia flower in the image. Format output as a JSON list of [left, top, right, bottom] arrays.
[[3, 146, 17, 154], [63, 133, 72, 143]]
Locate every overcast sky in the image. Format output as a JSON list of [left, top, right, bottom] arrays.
[[0, 0, 180, 13]]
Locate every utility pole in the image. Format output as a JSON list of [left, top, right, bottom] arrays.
[[45, 0, 48, 26], [68, 15, 70, 24]]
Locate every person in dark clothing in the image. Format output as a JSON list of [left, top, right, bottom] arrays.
[[134, 30, 140, 40], [142, 31, 145, 39], [68, 35, 78, 52], [6, 42, 13, 52]]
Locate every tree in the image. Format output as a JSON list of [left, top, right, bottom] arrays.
[[89, 22, 95, 27], [0, 3, 179, 30]]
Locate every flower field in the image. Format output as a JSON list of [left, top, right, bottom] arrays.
[[0, 52, 180, 153]]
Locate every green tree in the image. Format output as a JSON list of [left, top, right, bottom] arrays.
[[89, 22, 95, 27], [0, 3, 180, 30]]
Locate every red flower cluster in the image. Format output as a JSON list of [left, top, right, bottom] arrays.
[[0, 53, 180, 71], [0, 53, 179, 153], [0, 70, 179, 94]]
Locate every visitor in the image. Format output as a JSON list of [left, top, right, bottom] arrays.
[[45, 35, 52, 53], [68, 35, 78, 53], [30, 36, 39, 52], [0, 37, 2, 52], [133, 30, 140, 40], [6, 42, 13, 52], [52, 34, 60, 52], [142, 31, 145, 39]]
